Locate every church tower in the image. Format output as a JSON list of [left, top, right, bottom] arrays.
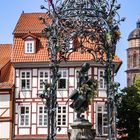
[[127, 20, 140, 86]]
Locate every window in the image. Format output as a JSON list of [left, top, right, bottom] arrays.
[[127, 54, 131, 68], [20, 71, 31, 90], [135, 39, 140, 47], [57, 105, 67, 126], [25, 40, 35, 53], [38, 106, 47, 126], [58, 70, 68, 90], [96, 104, 108, 136], [38, 70, 50, 90], [98, 70, 106, 89], [19, 106, 30, 127], [133, 53, 137, 67]]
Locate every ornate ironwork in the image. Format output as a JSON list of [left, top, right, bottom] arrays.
[[39, 0, 125, 140]]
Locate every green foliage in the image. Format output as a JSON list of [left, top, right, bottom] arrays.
[[117, 85, 140, 140], [134, 74, 140, 95]]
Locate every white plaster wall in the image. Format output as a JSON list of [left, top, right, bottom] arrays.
[[69, 68, 74, 75], [88, 68, 92, 75], [69, 113, 74, 123], [32, 103, 37, 112], [20, 91, 31, 98], [0, 122, 10, 138], [0, 95, 10, 107], [15, 114, 18, 124], [20, 103, 30, 105], [69, 106, 73, 113], [94, 102, 96, 129], [31, 125, 36, 135], [16, 77, 20, 88], [15, 125, 18, 135], [32, 77, 37, 87], [15, 103, 18, 113], [33, 69, 37, 77], [88, 112, 91, 122], [32, 88, 37, 98], [98, 90, 107, 97], [19, 128, 30, 135], [15, 69, 19, 77], [15, 88, 19, 98], [32, 114, 36, 124], [69, 77, 74, 87], [94, 67, 98, 75], [38, 128, 47, 134], [1, 109, 10, 117]]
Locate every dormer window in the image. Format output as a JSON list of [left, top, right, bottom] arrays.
[[23, 35, 36, 54], [25, 40, 35, 53]]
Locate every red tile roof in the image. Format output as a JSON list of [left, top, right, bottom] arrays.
[[0, 44, 12, 69], [12, 13, 121, 63], [0, 44, 14, 89], [11, 37, 49, 62], [13, 13, 47, 34]]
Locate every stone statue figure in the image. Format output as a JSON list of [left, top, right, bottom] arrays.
[[68, 62, 97, 120]]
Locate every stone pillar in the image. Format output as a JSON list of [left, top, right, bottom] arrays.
[[70, 119, 95, 140]]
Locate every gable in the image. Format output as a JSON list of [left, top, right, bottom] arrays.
[[13, 13, 47, 35]]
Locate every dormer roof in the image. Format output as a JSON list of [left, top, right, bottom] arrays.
[[22, 33, 37, 40]]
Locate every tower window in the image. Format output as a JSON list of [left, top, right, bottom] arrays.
[[133, 53, 137, 67]]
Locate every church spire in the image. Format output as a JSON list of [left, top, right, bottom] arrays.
[[136, 19, 140, 28]]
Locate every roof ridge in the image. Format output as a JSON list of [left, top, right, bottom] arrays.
[[13, 12, 47, 34], [0, 43, 12, 45], [21, 12, 46, 14]]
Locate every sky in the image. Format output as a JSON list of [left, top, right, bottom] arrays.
[[0, 0, 140, 89]]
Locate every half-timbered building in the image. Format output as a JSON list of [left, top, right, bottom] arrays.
[[0, 44, 14, 140], [10, 13, 122, 140]]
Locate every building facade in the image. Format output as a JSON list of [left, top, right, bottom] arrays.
[[0, 44, 14, 140], [127, 20, 140, 86], [0, 13, 121, 139]]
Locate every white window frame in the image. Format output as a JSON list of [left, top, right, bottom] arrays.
[[25, 40, 35, 53], [98, 69, 106, 90], [19, 106, 30, 127], [38, 105, 48, 127], [96, 103, 108, 136], [57, 105, 68, 127], [20, 70, 31, 90], [38, 70, 50, 90], [57, 70, 68, 90]]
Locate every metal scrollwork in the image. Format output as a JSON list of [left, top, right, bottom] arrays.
[[39, 0, 125, 139]]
